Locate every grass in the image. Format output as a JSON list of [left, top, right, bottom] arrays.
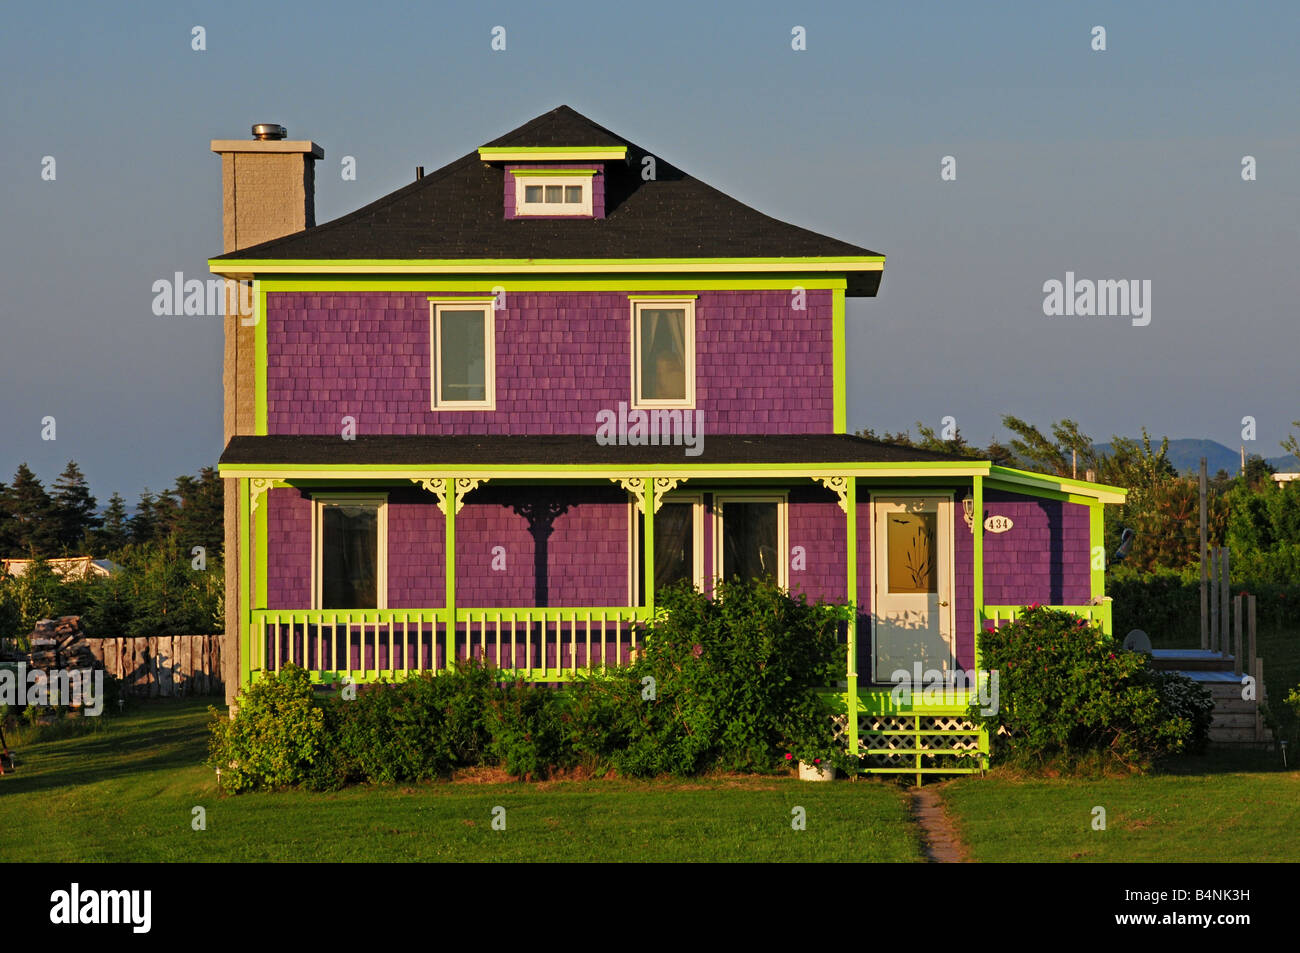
[[0, 699, 921, 862], [941, 751, 1300, 862]]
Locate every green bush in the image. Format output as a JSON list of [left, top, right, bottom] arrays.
[[486, 682, 571, 779], [980, 605, 1212, 770], [208, 665, 330, 792], [568, 578, 852, 777]]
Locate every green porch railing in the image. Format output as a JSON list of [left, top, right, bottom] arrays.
[[248, 606, 650, 685], [979, 601, 1113, 637]]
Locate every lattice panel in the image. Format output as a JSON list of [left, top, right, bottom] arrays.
[[851, 713, 987, 773]]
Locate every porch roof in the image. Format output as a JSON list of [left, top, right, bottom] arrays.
[[216, 434, 1127, 502]]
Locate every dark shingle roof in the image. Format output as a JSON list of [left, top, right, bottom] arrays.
[[214, 106, 883, 294], [220, 434, 975, 468]]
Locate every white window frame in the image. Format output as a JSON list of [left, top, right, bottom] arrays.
[[712, 492, 789, 590], [627, 492, 706, 604], [310, 493, 389, 611], [630, 297, 696, 409], [429, 299, 496, 410], [513, 171, 595, 216]]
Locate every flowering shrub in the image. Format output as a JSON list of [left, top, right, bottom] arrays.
[[979, 605, 1212, 770]]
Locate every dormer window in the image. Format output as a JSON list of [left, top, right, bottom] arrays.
[[513, 171, 595, 216]]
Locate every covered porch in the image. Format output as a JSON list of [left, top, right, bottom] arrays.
[[219, 433, 1124, 777]]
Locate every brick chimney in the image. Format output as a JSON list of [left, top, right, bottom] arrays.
[[211, 124, 322, 707]]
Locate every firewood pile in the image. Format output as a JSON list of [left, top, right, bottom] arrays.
[[26, 616, 98, 671]]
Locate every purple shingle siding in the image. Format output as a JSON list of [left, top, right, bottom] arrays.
[[980, 490, 1092, 607], [265, 290, 834, 436]]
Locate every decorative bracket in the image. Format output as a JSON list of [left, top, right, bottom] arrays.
[[652, 477, 684, 512], [453, 477, 486, 513], [249, 478, 274, 515], [410, 477, 488, 514], [813, 475, 849, 514], [611, 477, 646, 514]]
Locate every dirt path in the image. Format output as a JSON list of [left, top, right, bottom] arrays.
[[911, 785, 970, 863]]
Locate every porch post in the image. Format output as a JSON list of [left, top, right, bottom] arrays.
[[972, 475, 985, 673], [845, 475, 859, 765], [1089, 501, 1105, 603], [444, 477, 456, 671], [238, 477, 252, 689], [642, 477, 655, 616]]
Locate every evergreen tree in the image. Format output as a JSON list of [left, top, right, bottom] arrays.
[[8, 463, 55, 555], [0, 481, 17, 555], [94, 491, 131, 554], [49, 460, 100, 554], [171, 467, 224, 559], [129, 490, 159, 544]]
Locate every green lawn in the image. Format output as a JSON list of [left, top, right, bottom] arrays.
[[0, 699, 921, 862], [941, 755, 1300, 862]]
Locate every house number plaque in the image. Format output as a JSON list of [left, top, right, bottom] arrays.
[[984, 515, 1014, 533]]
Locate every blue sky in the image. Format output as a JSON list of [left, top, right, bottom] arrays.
[[1, 1, 1297, 501]]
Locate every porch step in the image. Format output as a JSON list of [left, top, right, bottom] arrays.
[[1164, 668, 1271, 747], [1149, 649, 1236, 672]]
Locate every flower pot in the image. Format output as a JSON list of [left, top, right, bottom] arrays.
[[798, 760, 833, 781]]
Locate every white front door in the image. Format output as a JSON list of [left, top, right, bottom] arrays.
[[872, 496, 955, 682]]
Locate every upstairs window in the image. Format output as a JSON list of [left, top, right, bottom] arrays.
[[513, 172, 594, 216], [429, 299, 496, 410], [631, 298, 695, 408]]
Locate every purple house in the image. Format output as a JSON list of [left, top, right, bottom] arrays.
[[209, 106, 1124, 778]]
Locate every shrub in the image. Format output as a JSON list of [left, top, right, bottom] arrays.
[[980, 605, 1212, 770], [486, 682, 571, 779], [568, 578, 852, 777], [324, 661, 498, 787], [208, 665, 329, 792]]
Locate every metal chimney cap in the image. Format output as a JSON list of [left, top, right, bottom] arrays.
[[251, 123, 288, 141]]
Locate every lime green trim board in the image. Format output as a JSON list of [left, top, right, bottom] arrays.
[[845, 475, 859, 760], [1090, 502, 1105, 602], [478, 146, 628, 161], [239, 479, 252, 689], [444, 478, 456, 669], [255, 284, 267, 436], [972, 475, 984, 674], [832, 287, 846, 433]]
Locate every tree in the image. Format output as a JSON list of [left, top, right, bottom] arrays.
[[1280, 420, 1300, 464], [8, 463, 55, 556], [129, 490, 160, 545], [1000, 416, 1099, 477], [171, 467, 224, 559], [93, 492, 131, 554], [1243, 455, 1276, 491], [49, 460, 100, 554]]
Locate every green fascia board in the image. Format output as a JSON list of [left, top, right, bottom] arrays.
[[987, 465, 1126, 504], [218, 461, 993, 480], [477, 146, 628, 160], [506, 168, 598, 177], [208, 258, 885, 277]]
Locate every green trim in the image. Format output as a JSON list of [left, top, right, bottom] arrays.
[[845, 476, 859, 761], [239, 479, 252, 689], [507, 168, 598, 177], [642, 478, 655, 618], [972, 475, 984, 674], [626, 294, 697, 301], [478, 146, 628, 161], [255, 492, 267, 609], [444, 478, 456, 670], [988, 465, 1126, 504], [985, 478, 1100, 507], [425, 296, 497, 302], [219, 461, 991, 479], [255, 284, 267, 435], [210, 258, 884, 277], [256, 277, 848, 293], [1090, 502, 1105, 602], [832, 287, 846, 433]]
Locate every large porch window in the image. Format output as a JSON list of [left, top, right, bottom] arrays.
[[631, 494, 705, 603], [312, 494, 388, 610], [714, 494, 788, 588]]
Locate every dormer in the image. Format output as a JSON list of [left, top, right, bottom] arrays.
[[479, 145, 625, 221]]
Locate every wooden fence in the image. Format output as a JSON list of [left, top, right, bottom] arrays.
[[86, 635, 225, 697]]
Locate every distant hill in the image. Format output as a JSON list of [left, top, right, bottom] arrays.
[[1093, 439, 1299, 477]]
